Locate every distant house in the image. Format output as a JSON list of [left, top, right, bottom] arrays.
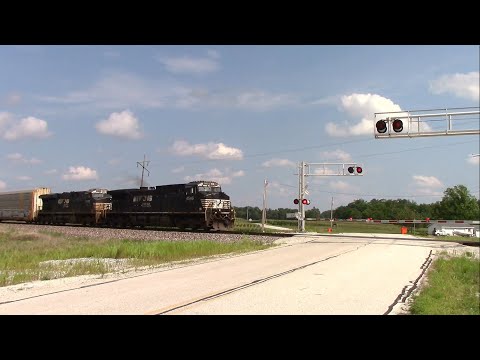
[[428, 223, 478, 237]]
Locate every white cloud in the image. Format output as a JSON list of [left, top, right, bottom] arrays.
[[329, 180, 350, 191], [184, 168, 245, 185], [326, 93, 402, 137], [170, 140, 243, 160], [0, 180, 6, 190], [172, 166, 185, 173], [2, 116, 52, 140], [262, 158, 296, 168], [95, 110, 143, 139], [157, 55, 219, 75], [6, 153, 23, 161], [412, 175, 443, 188], [62, 166, 98, 181], [38, 72, 167, 109], [267, 181, 295, 197], [6, 153, 42, 164], [6, 93, 21, 105], [44, 169, 57, 175], [17, 176, 32, 181], [310, 95, 338, 106], [319, 150, 352, 162], [467, 155, 480, 165], [36, 71, 296, 112], [235, 91, 297, 111], [231, 170, 245, 177], [108, 158, 121, 166], [430, 72, 479, 101], [0, 112, 12, 130]]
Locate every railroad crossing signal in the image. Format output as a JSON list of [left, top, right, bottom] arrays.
[[347, 166, 363, 175], [374, 107, 479, 138], [295, 161, 363, 233], [294, 198, 310, 205]]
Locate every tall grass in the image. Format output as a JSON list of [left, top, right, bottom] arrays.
[[409, 252, 480, 315], [0, 228, 272, 287]]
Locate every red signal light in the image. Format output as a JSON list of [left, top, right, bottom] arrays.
[[392, 119, 403, 132], [347, 165, 363, 175], [301, 199, 310, 205], [294, 199, 299, 205], [376, 120, 387, 133]]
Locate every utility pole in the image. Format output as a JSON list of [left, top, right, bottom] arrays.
[[298, 162, 306, 232], [136, 154, 150, 188], [262, 179, 268, 232], [330, 196, 334, 230]]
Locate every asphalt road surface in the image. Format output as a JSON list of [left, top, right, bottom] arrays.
[[0, 234, 474, 315]]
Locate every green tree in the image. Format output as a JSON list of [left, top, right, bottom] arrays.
[[305, 206, 321, 219], [432, 185, 480, 220]]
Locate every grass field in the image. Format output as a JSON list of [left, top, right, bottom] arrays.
[[237, 219, 480, 243], [0, 227, 272, 287], [408, 251, 480, 315]]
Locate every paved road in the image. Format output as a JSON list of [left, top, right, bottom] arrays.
[[0, 234, 473, 315]]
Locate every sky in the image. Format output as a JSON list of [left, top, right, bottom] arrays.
[[0, 45, 479, 213]]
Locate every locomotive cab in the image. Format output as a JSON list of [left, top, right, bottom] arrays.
[[192, 181, 235, 231]]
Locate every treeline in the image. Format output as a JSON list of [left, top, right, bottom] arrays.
[[234, 185, 480, 221]]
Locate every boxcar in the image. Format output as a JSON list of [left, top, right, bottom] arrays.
[[0, 187, 51, 223], [107, 180, 235, 230]]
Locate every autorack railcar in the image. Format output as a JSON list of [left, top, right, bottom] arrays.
[[0, 188, 51, 223]]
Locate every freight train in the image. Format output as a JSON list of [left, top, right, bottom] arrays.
[[0, 181, 235, 231]]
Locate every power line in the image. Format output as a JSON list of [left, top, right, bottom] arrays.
[[147, 138, 477, 169], [353, 139, 478, 160], [147, 138, 376, 167], [276, 183, 480, 198]]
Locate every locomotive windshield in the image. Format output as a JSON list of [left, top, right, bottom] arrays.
[[198, 185, 221, 193]]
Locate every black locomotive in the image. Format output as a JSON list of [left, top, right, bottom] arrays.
[[37, 189, 112, 225], [106, 180, 235, 230], [36, 181, 235, 231]]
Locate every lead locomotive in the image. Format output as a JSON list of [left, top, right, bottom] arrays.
[[106, 180, 235, 230]]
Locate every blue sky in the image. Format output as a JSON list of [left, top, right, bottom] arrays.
[[0, 45, 479, 212]]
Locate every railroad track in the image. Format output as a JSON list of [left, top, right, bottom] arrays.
[[1, 221, 477, 245]]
